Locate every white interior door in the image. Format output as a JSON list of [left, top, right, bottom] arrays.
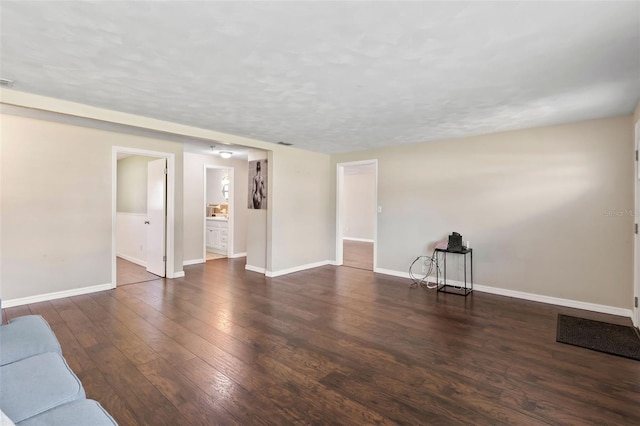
[[147, 158, 166, 277]]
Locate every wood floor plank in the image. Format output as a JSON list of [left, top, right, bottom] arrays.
[[86, 343, 191, 425], [3, 304, 32, 321], [3, 258, 639, 425], [25, 301, 64, 326], [137, 357, 239, 426], [117, 256, 162, 286], [173, 357, 298, 426], [85, 292, 198, 365], [80, 367, 141, 426], [255, 355, 394, 425], [343, 240, 374, 270]]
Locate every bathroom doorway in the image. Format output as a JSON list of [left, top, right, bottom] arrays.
[[203, 165, 234, 261]]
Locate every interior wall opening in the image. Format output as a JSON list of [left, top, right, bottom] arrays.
[[204, 165, 234, 262], [112, 147, 174, 287], [336, 160, 378, 271]]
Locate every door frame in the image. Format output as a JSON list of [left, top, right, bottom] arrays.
[[634, 119, 640, 328], [336, 159, 378, 269], [112, 146, 176, 287], [203, 164, 234, 259]]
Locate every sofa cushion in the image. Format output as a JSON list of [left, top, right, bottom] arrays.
[[16, 399, 117, 426], [0, 316, 61, 366], [0, 352, 85, 423]]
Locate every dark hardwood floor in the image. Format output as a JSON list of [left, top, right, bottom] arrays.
[[343, 240, 373, 271], [117, 257, 163, 286], [3, 259, 639, 425]]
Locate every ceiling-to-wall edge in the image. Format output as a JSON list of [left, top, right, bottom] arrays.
[[1, 87, 286, 154]]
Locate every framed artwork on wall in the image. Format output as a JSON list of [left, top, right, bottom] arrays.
[[248, 159, 268, 209]]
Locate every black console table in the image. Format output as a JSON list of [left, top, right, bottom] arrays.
[[434, 248, 473, 296]]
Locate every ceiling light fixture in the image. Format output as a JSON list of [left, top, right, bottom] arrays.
[[219, 151, 233, 159], [0, 78, 15, 87]]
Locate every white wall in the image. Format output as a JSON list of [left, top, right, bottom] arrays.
[[206, 168, 228, 206], [117, 155, 154, 213], [343, 171, 375, 241], [183, 152, 248, 263], [0, 110, 185, 302], [332, 115, 634, 310], [116, 213, 147, 266]]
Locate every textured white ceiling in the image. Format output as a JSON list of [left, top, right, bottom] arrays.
[[1, 1, 638, 154]]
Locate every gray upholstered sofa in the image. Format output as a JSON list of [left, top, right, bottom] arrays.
[[0, 309, 117, 425]]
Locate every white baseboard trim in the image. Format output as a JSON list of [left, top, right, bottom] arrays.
[[245, 264, 266, 274], [374, 267, 410, 279], [229, 252, 247, 259], [266, 260, 334, 278], [343, 237, 374, 243], [2, 283, 114, 308], [183, 259, 204, 266], [373, 267, 632, 319], [116, 253, 146, 267], [473, 284, 633, 318], [168, 271, 185, 278]]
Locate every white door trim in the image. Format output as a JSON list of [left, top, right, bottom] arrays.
[[336, 159, 378, 269], [112, 146, 177, 287], [203, 164, 234, 259], [634, 119, 640, 328]]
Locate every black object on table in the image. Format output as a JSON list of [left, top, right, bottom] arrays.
[[434, 247, 473, 296]]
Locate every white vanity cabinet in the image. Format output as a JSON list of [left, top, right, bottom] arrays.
[[206, 218, 228, 254]]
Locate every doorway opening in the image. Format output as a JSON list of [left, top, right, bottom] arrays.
[[203, 165, 234, 261], [336, 160, 378, 271], [112, 147, 176, 287]]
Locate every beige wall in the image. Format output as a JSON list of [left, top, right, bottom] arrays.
[[269, 147, 333, 273], [332, 115, 634, 309], [183, 152, 248, 262], [1, 111, 185, 300], [3, 88, 632, 310], [117, 155, 154, 213]]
